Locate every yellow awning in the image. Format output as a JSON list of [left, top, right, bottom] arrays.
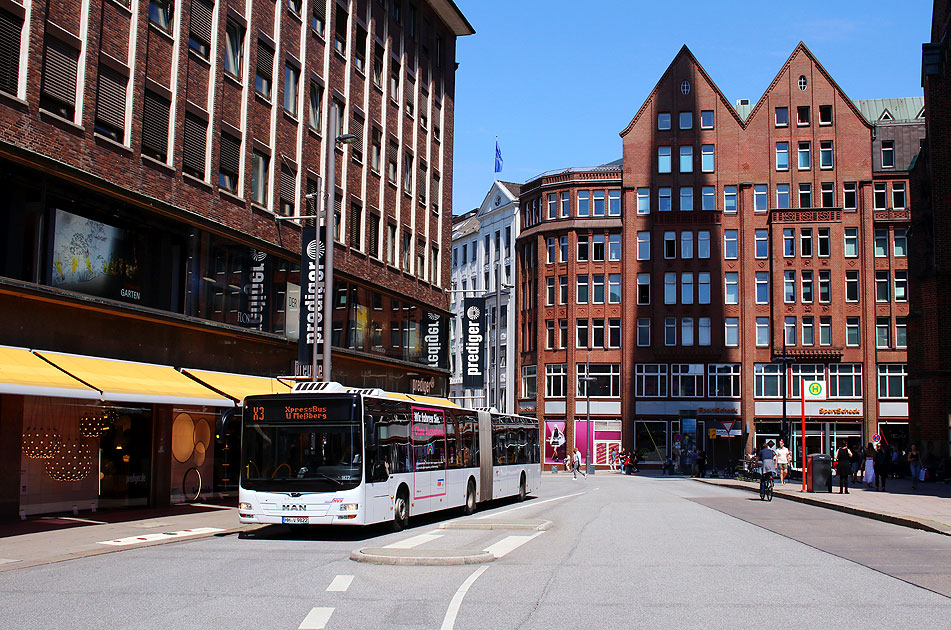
[[181, 368, 292, 404], [388, 392, 459, 408], [35, 351, 232, 408], [0, 345, 99, 399]]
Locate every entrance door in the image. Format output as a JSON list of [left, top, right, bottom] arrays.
[[99, 409, 152, 508]]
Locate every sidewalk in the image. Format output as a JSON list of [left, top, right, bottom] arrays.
[[696, 474, 951, 535], [0, 503, 257, 572]]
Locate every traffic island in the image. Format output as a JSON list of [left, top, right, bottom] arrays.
[[439, 518, 552, 531], [350, 547, 494, 566]]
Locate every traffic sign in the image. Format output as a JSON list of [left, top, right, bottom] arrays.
[[804, 380, 826, 400], [872, 433, 881, 443]]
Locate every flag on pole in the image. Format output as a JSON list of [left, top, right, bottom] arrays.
[[494, 140, 503, 174]]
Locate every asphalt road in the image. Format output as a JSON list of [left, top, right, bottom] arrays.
[[1, 474, 950, 629]]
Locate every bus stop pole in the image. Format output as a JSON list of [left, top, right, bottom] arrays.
[[801, 381, 806, 492]]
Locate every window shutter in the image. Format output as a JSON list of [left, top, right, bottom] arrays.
[[367, 214, 379, 256], [219, 133, 240, 175], [190, 0, 213, 46], [256, 42, 273, 81], [96, 65, 127, 132], [0, 8, 22, 95], [349, 205, 361, 248], [182, 113, 207, 178], [41, 36, 79, 106], [141, 90, 170, 160], [279, 165, 296, 204], [350, 116, 364, 145], [312, 2, 325, 22]]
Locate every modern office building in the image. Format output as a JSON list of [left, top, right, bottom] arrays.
[[0, 0, 472, 517], [449, 180, 520, 412], [910, 0, 951, 460], [517, 44, 917, 471]]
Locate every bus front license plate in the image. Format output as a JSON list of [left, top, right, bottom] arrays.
[[282, 516, 309, 524]]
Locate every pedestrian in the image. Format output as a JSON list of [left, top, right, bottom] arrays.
[[908, 444, 922, 489], [851, 444, 864, 484], [891, 447, 901, 478], [687, 449, 698, 476], [619, 450, 628, 475], [572, 447, 587, 480], [874, 443, 890, 491], [863, 442, 876, 488], [774, 439, 791, 486], [629, 450, 639, 474], [697, 450, 707, 478], [835, 440, 853, 494], [609, 447, 618, 472]]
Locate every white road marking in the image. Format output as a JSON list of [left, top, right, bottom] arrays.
[[97, 527, 224, 546], [476, 490, 587, 519], [483, 532, 544, 558], [298, 607, 334, 630], [326, 575, 354, 592], [0, 559, 20, 565], [440, 565, 489, 630], [383, 532, 443, 549]]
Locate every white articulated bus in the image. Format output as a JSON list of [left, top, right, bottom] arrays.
[[237, 382, 541, 529]]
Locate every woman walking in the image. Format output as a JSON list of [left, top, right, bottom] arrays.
[[863, 442, 876, 488], [835, 440, 853, 494]]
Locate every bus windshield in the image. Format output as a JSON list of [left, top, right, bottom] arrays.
[[242, 396, 362, 492]]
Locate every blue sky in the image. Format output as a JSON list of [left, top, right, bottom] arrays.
[[450, 0, 932, 214]]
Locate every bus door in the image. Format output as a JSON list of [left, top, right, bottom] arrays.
[[364, 401, 399, 524], [411, 407, 447, 512]]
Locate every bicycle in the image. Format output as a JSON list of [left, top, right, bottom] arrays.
[[759, 468, 775, 501]]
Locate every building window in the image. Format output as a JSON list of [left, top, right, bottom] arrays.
[[802, 316, 815, 346], [577, 235, 589, 261], [593, 190, 606, 216], [895, 270, 908, 302], [545, 364, 567, 398], [682, 272, 694, 304], [844, 182, 857, 210], [659, 187, 672, 212], [845, 270, 860, 302], [820, 316, 832, 346], [876, 317, 890, 348], [874, 228, 888, 257], [819, 141, 833, 169], [894, 228, 908, 256], [559, 319, 568, 348], [723, 229, 738, 259], [681, 231, 693, 259], [874, 182, 887, 210], [755, 272, 769, 304], [699, 318, 712, 346], [312, 2, 326, 36], [755, 364, 782, 398], [846, 317, 860, 347], [577, 363, 621, 398], [635, 364, 667, 397], [819, 104, 833, 125], [756, 317, 769, 346], [188, 0, 214, 58], [791, 365, 824, 397], [701, 186, 716, 210], [801, 270, 814, 303], [521, 366, 537, 399], [578, 191, 590, 217], [664, 231, 676, 259], [799, 183, 812, 208], [896, 317, 907, 348], [698, 231, 710, 258], [776, 142, 789, 170], [755, 229, 768, 258], [256, 41, 274, 98], [547, 193, 557, 219], [775, 106, 788, 127], [844, 227, 858, 257], [777, 184, 790, 209], [224, 20, 244, 78], [783, 228, 795, 257], [182, 113, 207, 179], [724, 272, 739, 304], [754, 184, 768, 212], [657, 112, 671, 130], [680, 146, 693, 173], [725, 317, 739, 347], [561, 192, 570, 217], [800, 228, 813, 256], [664, 272, 676, 305], [94, 65, 128, 143], [829, 364, 863, 398], [681, 318, 694, 346], [334, 5, 348, 55], [561, 236, 570, 262], [818, 228, 831, 257], [609, 274, 621, 304], [784, 270, 796, 303], [878, 364, 906, 399], [664, 317, 677, 346], [798, 141, 811, 170], [881, 141, 895, 168], [251, 150, 269, 205], [636, 274, 651, 305], [724, 186, 737, 213], [784, 316, 796, 346], [637, 188, 650, 214], [141, 90, 170, 161], [559, 275, 568, 304], [658, 147, 671, 173], [700, 110, 714, 129], [0, 8, 23, 96], [149, 0, 174, 30], [797, 105, 810, 125], [893, 182, 906, 210], [636, 231, 650, 260], [636, 318, 651, 347], [592, 274, 605, 304], [284, 63, 299, 115], [700, 145, 715, 173], [698, 272, 710, 304], [218, 133, 240, 192], [821, 182, 834, 208], [354, 26, 367, 72], [708, 364, 741, 398], [41, 35, 80, 119], [576, 319, 589, 349], [577, 275, 589, 304], [679, 111, 692, 129], [609, 234, 621, 261], [680, 187, 693, 212]]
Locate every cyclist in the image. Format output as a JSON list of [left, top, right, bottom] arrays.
[[758, 440, 778, 497]]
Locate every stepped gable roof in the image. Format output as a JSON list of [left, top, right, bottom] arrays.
[[619, 45, 746, 138], [743, 42, 872, 130]]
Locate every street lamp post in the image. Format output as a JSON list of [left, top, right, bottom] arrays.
[[321, 102, 358, 383]]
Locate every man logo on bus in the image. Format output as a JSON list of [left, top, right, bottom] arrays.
[[809, 382, 822, 396]]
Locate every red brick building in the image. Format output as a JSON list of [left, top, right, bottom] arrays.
[[518, 44, 916, 472], [910, 0, 951, 462], [0, 0, 471, 517]]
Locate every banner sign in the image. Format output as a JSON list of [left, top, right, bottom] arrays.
[[297, 226, 326, 378], [239, 248, 270, 331], [462, 297, 486, 389], [422, 310, 449, 371]]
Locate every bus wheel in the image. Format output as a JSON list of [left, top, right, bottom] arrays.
[[518, 474, 527, 502], [393, 488, 410, 531], [463, 479, 477, 515]]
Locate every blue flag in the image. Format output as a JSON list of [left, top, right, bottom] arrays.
[[494, 140, 503, 174]]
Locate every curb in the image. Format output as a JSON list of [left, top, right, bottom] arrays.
[[695, 479, 951, 536], [439, 519, 552, 531], [350, 547, 494, 566]]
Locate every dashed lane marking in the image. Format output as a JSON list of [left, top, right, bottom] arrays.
[[326, 575, 354, 592], [298, 607, 334, 630], [97, 527, 224, 546], [483, 532, 544, 558]]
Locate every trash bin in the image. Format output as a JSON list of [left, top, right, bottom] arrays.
[[806, 454, 832, 493]]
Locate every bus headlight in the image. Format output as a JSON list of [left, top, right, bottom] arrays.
[[339, 503, 359, 512], [239, 502, 252, 511]]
